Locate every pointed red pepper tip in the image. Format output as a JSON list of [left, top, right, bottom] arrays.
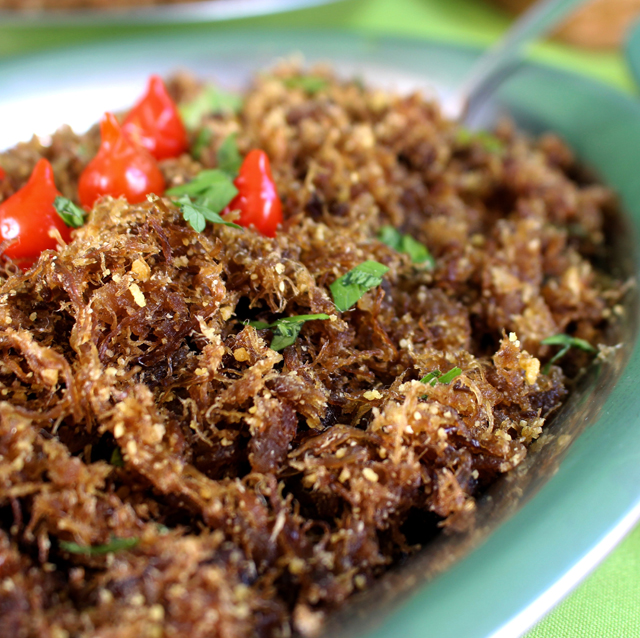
[[0, 157, 71, 270], [100, 112, 122, 147]]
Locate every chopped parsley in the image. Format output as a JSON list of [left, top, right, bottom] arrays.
[[541, 334, 596, 374], [176, 196, 242, 233], [420, 370, 442, 386], [110, 447, 124, 467], [60, 536, 139, 555], [283, 76, 328, 95], [179, 85, 242, 130], [53, 196, 85, 228], [249, 314, 330, 351], [378, 225, 435, 268], [455, 127, 504, 153], [167, 170, 242, 233], [167, 169, 237, 205], [216, 133, 243, 178], [421, 367, 462, 386], [191, 127, 212, 160], [330, 261, 390, 312]]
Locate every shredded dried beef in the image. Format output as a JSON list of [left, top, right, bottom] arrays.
[[0, 66, 623, 637]]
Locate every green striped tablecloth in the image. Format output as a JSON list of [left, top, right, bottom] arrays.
[[1, 0, 638, 635]]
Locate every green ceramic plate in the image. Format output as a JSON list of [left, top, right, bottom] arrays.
[[0, 31, 638, 638]]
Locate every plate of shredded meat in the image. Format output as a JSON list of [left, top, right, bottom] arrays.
[[0, 31, 638, 638]]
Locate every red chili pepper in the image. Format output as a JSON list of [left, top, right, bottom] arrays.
[[78, 112, 165, 209], [0, 158, 72, 270], [0, 166, 5, 180], [228, 149, 282, 237], [122, 75, 188, 161]]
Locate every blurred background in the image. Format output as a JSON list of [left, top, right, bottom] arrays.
[[1, 0, 640, 636]]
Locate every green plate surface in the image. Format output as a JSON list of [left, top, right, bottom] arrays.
[[0, 31, 638, 638]]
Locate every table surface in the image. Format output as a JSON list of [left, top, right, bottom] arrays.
[[1, 0, 639, 636]]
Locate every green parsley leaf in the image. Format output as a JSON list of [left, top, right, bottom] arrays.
[[247, 320, 270, 330], [167, 170, 241, 233], [271, 324, 305, 351], [330, 261, 390, 312], [167, 169, 237, 206], [179, 85, 242, 130], [216, 133, 243, 178], [110, 447, 124, 468], [191, 127, 212, 160], [420, 370, 442, 386], [455, 127, 504, 153], [283, 76, 328, 95], [439, 367, 462, 384], [400, 234, 435, 267], [177, 196, 242, 233], [420, 367, 462, 387], [249, 314, 330, 351], [53, 196, 85, 228], [378, 225, 435, 268], [541, 334, 596, 374], [60, 537, 139, 555], [378, 225, 402, 251]]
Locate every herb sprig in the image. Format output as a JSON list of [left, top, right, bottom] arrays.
[[166, 170, 242, 233], [378, 225, 435, 268], [455, 127, 504, 153], [60, 537, 139, 555], [191, 128, 212, 161], [420, 367, 462, 387], [179, 85, 242, 130], [216, 133, 243, 177], [330, 261, 390, 312], [167, 169, 236, 204], [110, 447, 124, 468], [283, 76, 328, 95], [541, 334, 596, 374], [249, 314, 330, 351], [248, 259, 389, 351], [53, 196, 85, 228], [176, 195, 242, 233]]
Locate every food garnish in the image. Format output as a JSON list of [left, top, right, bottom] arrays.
[[455, 126, 504, 152], [0, 158, 71, 269], [78, 112, 165, 208], [167, 169, 238, 208], [249, 314, 331, 350], [191, 127, 212, 160], [179, 84, 242, 129], [421, 367, 463, 386], [283, 75, 329, 95], [216, 133, 243, 177], [59, 537, 139, 555], [122, 75, 189, 160], [166, 169, 245, 232], [110, 447, 125, 467], [225, 149, 283, 237], [176, 195, 242, 233], [53, 196, 85, 228], [378, 225, 435, 267], [330, 260, 390, 312], [541, 333, 597, 373]]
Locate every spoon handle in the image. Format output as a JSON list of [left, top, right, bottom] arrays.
[[452, 0, 586, 122]]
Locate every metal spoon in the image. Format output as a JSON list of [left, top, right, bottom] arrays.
[[446, 0, 587, 123]]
